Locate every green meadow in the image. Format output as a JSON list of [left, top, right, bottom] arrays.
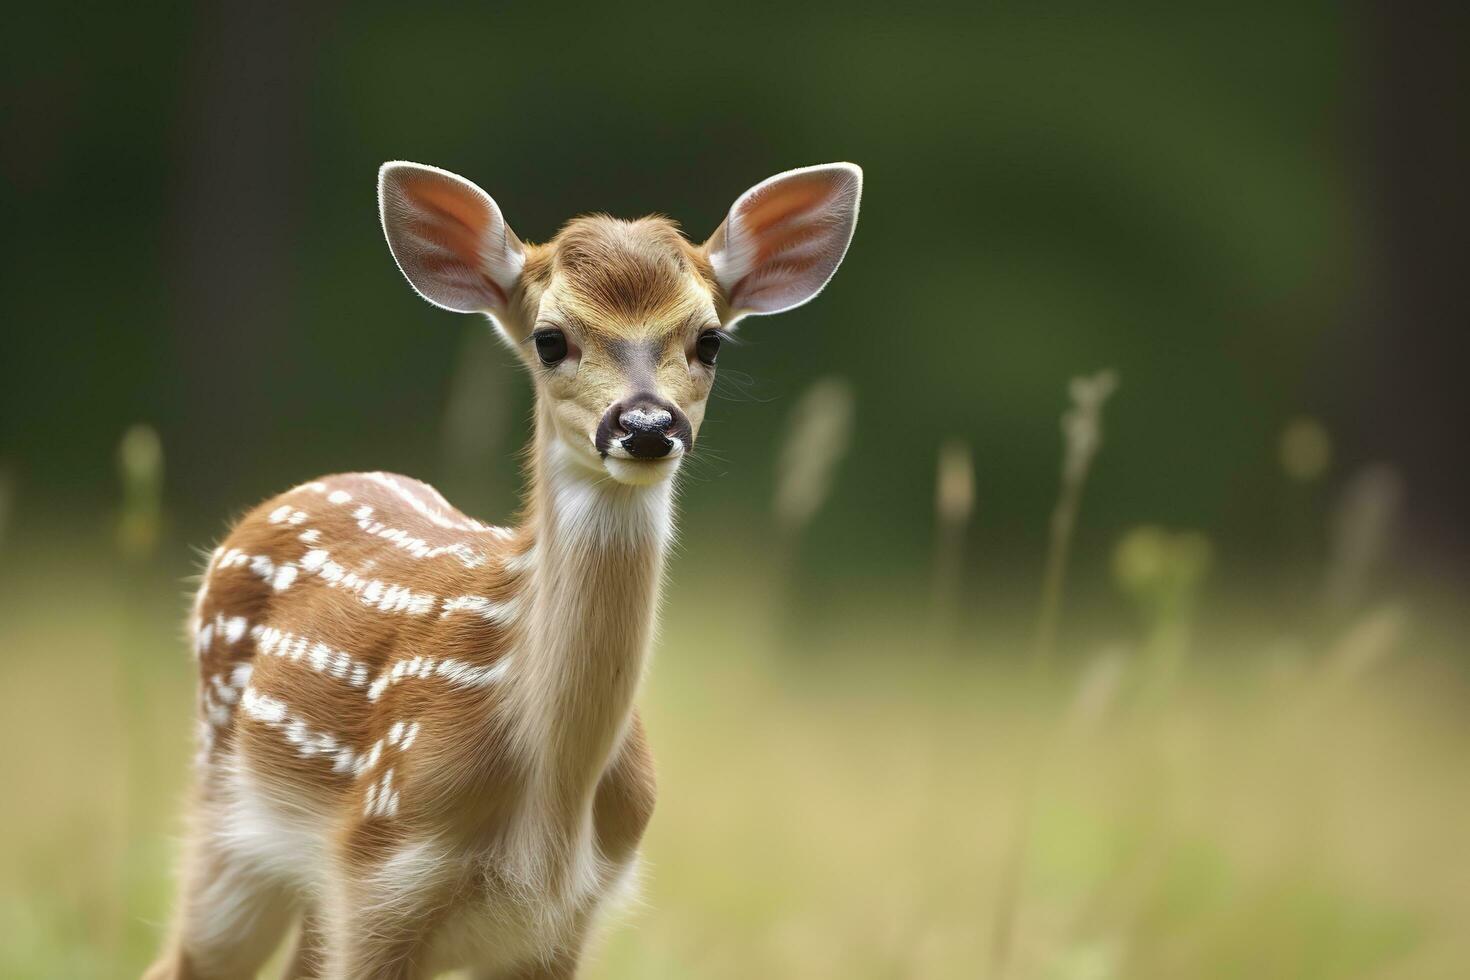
[[3, 503, 1466, 978]]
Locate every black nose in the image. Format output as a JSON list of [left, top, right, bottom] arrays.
[[596, 393, 695, 461], [618, 405, 675, 459]]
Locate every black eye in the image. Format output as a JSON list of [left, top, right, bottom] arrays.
[[696, 330, 722, 366], [534, 330, 568, 365]]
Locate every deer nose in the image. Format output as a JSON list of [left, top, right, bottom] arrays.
[[618, 406, 675, 459], [595, 394, 694, 461]]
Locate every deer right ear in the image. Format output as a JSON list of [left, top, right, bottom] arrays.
[[704, 163, 863, 325], [378, 162, 525, 317]]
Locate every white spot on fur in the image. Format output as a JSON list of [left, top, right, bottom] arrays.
[[352, 503, 488, 568], [367, 654, 514, 702], [240, 686, 360, 772], [361, 471, 499, 534], [365, 767, 399, 817], [440, 594, 520, 623], [241, 687, 287, 724], [296, 546, 437, 615], [210, 674, 240, 705], [268, 505, 309, 526], [502, 545, 537, 576], [230, 663, 254, 688], [356, 739, 383, 776], [222, 616, 248, 644], [253, 626, 372, 688], [215, 548, 300, 593]]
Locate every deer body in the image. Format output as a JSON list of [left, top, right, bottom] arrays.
[[149, 160, 860, 979], [180, 460, 661, 976]]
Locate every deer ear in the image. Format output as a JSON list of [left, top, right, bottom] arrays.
[[378, 161, 525, 316], [704, 163, 862, 323]]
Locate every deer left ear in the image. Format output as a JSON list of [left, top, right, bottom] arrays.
[[378, 161, 525, 318], [704, 163, 862, 324]]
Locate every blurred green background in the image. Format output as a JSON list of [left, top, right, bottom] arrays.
[[2, 2, 1468, 978]]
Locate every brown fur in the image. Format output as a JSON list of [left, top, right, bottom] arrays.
[[146, 218, 699, 977], [148, 469, 660, 979], [148, 160, 859, 979]]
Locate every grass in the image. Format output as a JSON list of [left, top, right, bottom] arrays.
[[1, 545, 1468, 978]]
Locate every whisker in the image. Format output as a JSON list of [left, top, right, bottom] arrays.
[[713, 367, 777, 405]]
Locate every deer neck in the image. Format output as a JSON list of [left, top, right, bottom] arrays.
[[508, 402, 672, 805]]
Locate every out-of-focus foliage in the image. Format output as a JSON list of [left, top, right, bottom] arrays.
[[115, 424, 164, 559], [1, 2, 1372, 585], [2, 552, 1468, 979], [774, 378, 856, 535]]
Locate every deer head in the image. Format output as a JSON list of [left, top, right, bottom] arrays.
[[378, 161, 863, 487]]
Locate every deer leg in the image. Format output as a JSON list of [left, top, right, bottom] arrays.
[[498, 949, 583, 979], [467, 949, 581, 980], [473, 921, 587, 980], [317, 911, 435, 980], [279, 907, 326, 979], [315, 866, 446, 980], [143, 825, 296, 980]]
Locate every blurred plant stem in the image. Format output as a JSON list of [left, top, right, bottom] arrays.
[[773, 378, 854, 536], [1113, 526, 1213, 701], [1320, 601, 1406, 688], [994, 371, 1118, 980], [1277, 416, 1331, 619], [771, 377, 854, 639], [1323, 463, 1403, 625], [988, 765, 1037, 980], [931, 440, 974, 642], [1033, 370, 1117, 670], [0, 462, 13, 553], [989, 649, 1128, 980], [116, 424, 164, 561]]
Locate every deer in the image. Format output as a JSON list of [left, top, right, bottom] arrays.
[[145, 158, 862, 979]]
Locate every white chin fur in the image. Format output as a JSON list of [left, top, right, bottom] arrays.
[[603, 456, 681, 486]]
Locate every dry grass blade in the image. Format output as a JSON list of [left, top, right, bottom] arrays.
[[116, 424, 164, 560], [932, 439, 975, 633], [0, 462, 13, 552], [1324, 463, 1403, 619], [1034, 370, 1118, 668], [773, 377, 855, 535], [1280, 416, 1332, 484]]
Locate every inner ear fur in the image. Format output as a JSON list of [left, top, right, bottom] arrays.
[[378, 161, 525, 316], [704, 163, 862, 322]]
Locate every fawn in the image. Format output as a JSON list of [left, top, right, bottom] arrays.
[[146, 159, 862, 979]]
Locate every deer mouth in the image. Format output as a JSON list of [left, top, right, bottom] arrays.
[[601, 435, 686, 462], [600, 443, 685, 485]]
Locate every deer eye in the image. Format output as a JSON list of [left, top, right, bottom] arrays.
[[534, 330, 569, 365], [695, 330, 722, 367]]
